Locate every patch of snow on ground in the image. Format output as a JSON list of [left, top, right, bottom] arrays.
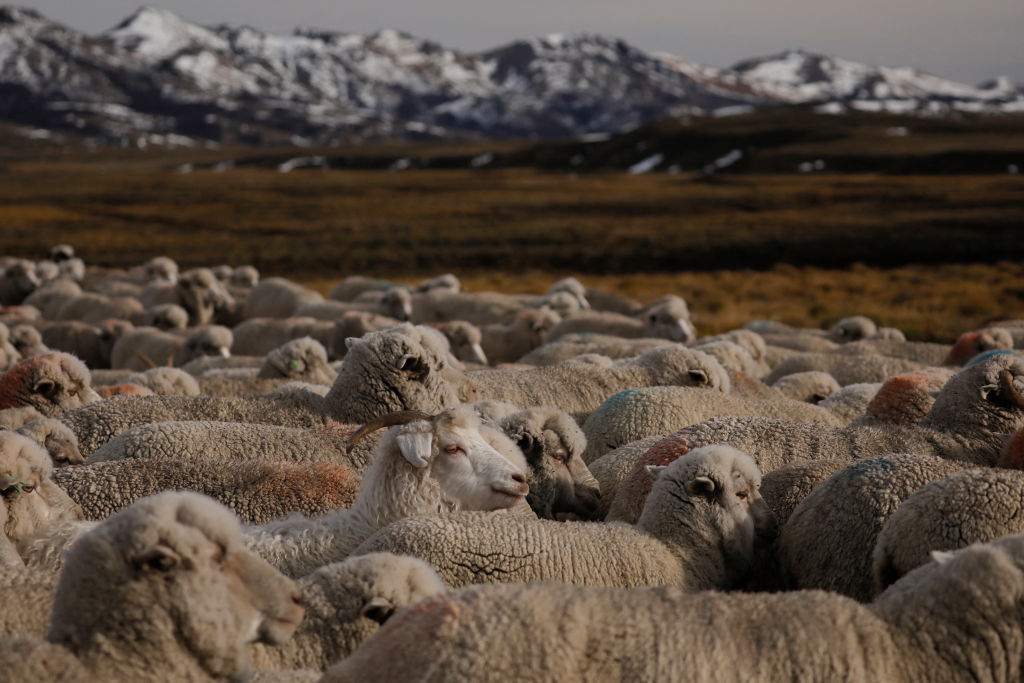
[[628, 153, 664, 174]]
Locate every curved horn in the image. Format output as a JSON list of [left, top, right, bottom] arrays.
[[1000, 370, 1024, 410], [127, 348, 158, 369], [345, 410, 434, 453]]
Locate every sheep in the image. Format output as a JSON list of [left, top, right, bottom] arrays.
[[817, 381, 880, 422], [0, 322, 22, 370], [689, 329, 771, 376], [543, 294, 696, 344], [96, 382, 154, 398], [125, 366, 202, 396], [251, 553, 446, 672], [410, 288, 545, 327], [833, 337, 952, 365], [944, 327, 1014, 365], [134, 302, 189, 330], [328, 275, 395, 302], [759, 458, 851, 528], [465, 344, 730, 422], [0, 305, 40, 327], [0, 259, 40, 305], [39, 319, 129, 369], [8, 324, 48, 359], [54, 291, 143, 325], [245, 406, 530, 578], [0, 352, 101, 417], [295, 289, 412, 323], [327, 311, 402, 358], [430, 321, 488, 366], [257, 336, 337, 386], [0, 431, 83, 560], [62, 324, 469, 456], [326, 535, 1024, 683], [587, 435, 664, 519], [52, 458, 361, 524], [667, 354, 1024, 473], [140, 267, 236, 326], [763, 351, 924, 386], [769, 370, 840, 404], [872, 467, 1024, 594], [413, 273, 460, 294], [776, 453, 969, 601], [86, 419, 380, 472], [497, 407, 602, 519], [683, 340, 761, 377], [14, 418, 83, 465], [232, 317, 334, 356], [849, 366, 955, 426], [0, 492, 306, 682], [580, 384, 843, 463], [230, 264, 260, 288], [516, 332, 666, 366], [23, 279, 81, 319], [351, 445, 776, 590], [244, 277, 323, 319], [110, 325, 233, 370]]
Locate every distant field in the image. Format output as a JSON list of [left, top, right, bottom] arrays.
[[1, 141, 1022, 342]]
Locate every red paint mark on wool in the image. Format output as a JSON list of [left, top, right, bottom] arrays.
[[945, 332, 981, 366], [0, 357, 36, 408], [998, 429, 1024, 470]]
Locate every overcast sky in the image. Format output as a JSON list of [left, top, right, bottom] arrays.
[[21, 0, 1024, 84]]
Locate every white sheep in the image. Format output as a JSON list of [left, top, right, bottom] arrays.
[[251, 552, 447, 672], [0, 491, 305, 681], [245, 405, 529, 578], [351, 445, 776, 590], [110, 325, 233, 370], [327, 535, 1024, 683], [543, 294, 696, 343], [0, 352, 101, 417]]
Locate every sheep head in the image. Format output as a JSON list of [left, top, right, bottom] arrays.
[[47, 492, 304, 680], [638, 445, 775, 588], [0, 352, 100, 416], [353, 406, 529, 512], [16, 417, 84, 465], [0, 431, 83, 556], [641, 295, 697, 342], [143, 256, 179, 285], [177, 268, 235, 326], [180, 325, 233, 366], [258, 336, 336, 385], [327, 325, 463, 423], [826, 315, 877, 343], [925, 355, 1024, 435], [433, 321, 488, 366], [945, 329, 1015, 366], [500, 408, 601, 520]]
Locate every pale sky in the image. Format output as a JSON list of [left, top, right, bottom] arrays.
[[19, 0, 1024, 84]]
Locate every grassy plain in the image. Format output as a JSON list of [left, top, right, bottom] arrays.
[[1, 129, 1022, 342]]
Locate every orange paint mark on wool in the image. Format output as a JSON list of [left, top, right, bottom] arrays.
[[97, 383, 154, 398], [0, 357, 36, 409], [945, 332, 982, 366]]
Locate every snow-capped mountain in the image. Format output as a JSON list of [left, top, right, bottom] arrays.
[[0, 6, 1020, 147]]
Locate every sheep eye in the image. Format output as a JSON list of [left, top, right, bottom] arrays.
[[444, 444, 463, 455], [20, 483, 35, 493], [147, 554, 176, 572], [736, 491, 749, 500]]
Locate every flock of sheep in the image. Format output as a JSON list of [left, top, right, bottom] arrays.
[[1, 244, 1024, 681]]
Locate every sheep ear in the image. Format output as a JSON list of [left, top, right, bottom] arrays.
[[686, 476, 716, 498], [645, 465, 669, 480], [930, 549, 955, 565], [687, 369, 708, 385], [360, 596, 395, 625], [134, 544, 181, 572], [33, 380, 57, 397], [344, 337, 360, 350], [396, 432, 433, 468], [516, 433, 537, 459]]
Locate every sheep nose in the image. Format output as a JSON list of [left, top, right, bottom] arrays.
[[511, 473, 527, 485]]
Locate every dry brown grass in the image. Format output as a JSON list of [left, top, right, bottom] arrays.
[[2, 157, 1022, 343]]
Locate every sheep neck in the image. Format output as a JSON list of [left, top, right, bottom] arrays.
[[635, 503, 730, 592]]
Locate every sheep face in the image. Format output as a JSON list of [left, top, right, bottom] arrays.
[[177, 269, 236, 326], [143, 256, 179, 285], [0, 352, 101, 416], [48, 492, 304, 679], [413, 420, 529, 511], [504, 410, 601, 520], [643, 297, 696, 343], [380, 289, 413, 322], [182, 326, 233, 364], [642, 445, 775, 585], [826, 315, 877, 343], [259, 336, 335, 385], [435, 322, 488, 366], [1, 432, 83, 555]]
